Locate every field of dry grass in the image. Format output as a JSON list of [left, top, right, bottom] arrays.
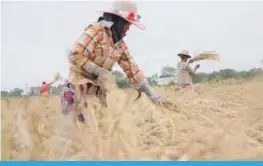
[[1, 77, 263, 160]]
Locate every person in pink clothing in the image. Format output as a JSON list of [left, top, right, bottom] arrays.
[[61, 80, 85, 123]]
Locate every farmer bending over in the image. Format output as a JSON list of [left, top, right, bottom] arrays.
[[64, 1, 165, 122]]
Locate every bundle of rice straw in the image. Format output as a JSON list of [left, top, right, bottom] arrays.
[[190, 51, 220, 62], [54, 72, 62, 81]]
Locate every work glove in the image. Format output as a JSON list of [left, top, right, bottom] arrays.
[[138, 79, 163, 104], [82, 62, 107, 76], [82, 63, 113, 107], [69, 53, 108, 78], [69, 54, 110, 107], [188, 59, 194, 64], [138, 79, 180, 112], [195, 64, 200, 69], [82, 62, 112, 91]]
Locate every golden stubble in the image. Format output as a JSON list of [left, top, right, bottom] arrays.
[[1, 77, 263, 160]]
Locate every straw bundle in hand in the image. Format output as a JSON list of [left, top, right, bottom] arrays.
[[191, 51, 220, 63], [54, 72, 62, 81]]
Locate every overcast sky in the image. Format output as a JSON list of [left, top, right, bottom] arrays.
[[1, 1, 263, 91]]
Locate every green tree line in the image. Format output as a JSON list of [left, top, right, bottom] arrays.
[[1, 67, 262, 98]]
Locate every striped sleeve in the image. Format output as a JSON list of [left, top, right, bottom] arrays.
[[117, 40, 145, 84]]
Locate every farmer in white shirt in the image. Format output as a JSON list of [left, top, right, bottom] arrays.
[[177, 49, 200, 88]]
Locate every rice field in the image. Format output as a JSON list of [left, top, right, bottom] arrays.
[[1, 77, 263, 160]]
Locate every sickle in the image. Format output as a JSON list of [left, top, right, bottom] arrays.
[[94, 84, 141, 102], [129, 85, 141, 102]]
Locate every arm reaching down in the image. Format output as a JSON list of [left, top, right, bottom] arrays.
[[117, 46, 145, 84], [117, 40, 162, 103]]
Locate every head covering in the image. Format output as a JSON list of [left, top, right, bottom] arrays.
[[63, 80, 72, 88], [97, 16, 104, 22], [102, 12, 128, 43], [97, 1, 145, 30], [178, 49, 191, 59], [64, 80, 69, 85]]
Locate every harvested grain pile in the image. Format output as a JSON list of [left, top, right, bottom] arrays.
[[1, 77, 263, 160]]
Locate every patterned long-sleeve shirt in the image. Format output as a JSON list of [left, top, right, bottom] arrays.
[[68, 20, 145, 85], [177, 61, 195, 85]]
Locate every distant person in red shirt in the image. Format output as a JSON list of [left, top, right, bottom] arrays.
[[39, 72, 62, 96], [40, 81, 55, 96]]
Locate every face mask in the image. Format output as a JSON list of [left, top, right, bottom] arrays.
[[102, 13, 128, 43]]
